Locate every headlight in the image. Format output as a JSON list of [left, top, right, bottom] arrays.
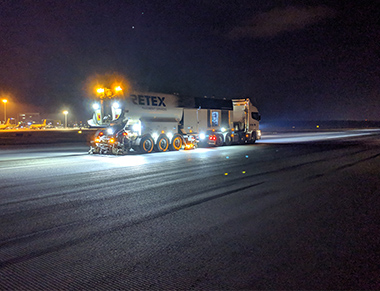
[[132, 123, 141, 132], [199, 133, 206, 140], [107, 128, 114, 135]]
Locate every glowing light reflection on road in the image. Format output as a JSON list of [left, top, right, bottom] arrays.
[[258, 130, 380, 144], [85, 154, 149, 167]]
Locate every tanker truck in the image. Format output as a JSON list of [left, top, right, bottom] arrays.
[[88, 92, 261, 154]]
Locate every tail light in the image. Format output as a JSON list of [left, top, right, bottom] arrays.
[[123, 132, 128, 136]]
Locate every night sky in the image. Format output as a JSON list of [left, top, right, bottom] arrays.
[[0, 0, 379, 121]]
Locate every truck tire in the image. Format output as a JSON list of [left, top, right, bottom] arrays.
[[169, 134, 183, 151], [155, 135, 169, 152], [237, 133, 245, 144], [249, 133, 257, 144], [139, 135, 154, 153], [216, 134, 223, 146], [224, 133, 232, 146]]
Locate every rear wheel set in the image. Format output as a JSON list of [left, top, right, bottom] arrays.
[[155, 135, 170, 152], [169, 134, 183, 151], [139, 133, 184, 154]]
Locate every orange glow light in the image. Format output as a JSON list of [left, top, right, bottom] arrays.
[[185, 143, 194, 150]]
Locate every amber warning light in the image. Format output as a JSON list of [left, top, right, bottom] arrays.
[[185, 143, 194, 150]]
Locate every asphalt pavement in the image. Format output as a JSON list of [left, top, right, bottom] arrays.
[[0, 130, 380, 289]]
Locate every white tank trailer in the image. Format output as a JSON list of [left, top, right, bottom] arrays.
[[88, 92, 261, 154]]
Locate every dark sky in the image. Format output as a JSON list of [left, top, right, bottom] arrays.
[[0, 0, 379, 121]]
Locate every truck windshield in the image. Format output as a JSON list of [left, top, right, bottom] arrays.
[[251, 112, 260, 121]]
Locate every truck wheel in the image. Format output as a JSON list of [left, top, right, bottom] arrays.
[[249, 133, 257, 144], [238, 133, 245, 145], [169, 134, 183, 151], [155, 135, 169, 152], [139, 136, 154, 153], [216, 134, 223, 146], [224, 134, 232, 146]]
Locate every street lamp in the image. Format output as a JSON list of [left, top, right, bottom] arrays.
[[63, 110, 68, 128], [2, 99, 7, 123]]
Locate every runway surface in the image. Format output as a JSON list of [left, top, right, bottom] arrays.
[[1, 130, 380, 289]]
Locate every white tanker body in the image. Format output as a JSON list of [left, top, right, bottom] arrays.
[[89, 92, 196, 154], [88, 92, 261, 155]]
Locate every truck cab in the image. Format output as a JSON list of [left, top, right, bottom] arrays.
[[196, 98, 261, 146], [231, 98, 261, 144]]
